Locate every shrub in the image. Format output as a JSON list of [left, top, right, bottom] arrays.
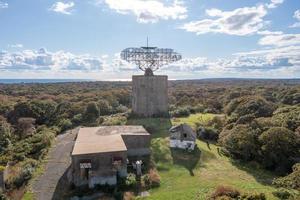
[[225, 96, 275, 119], [0, 190, 7, 200], [259, 128, 300, 172], [5, 159, 37, 189], [197, 127, 219, 141], [170, 107, 190, 117], [209, 185, 240, 199], [58, 118, 72, 132], [273, 163, 300, 190], [218, 125, 260, 161], [240, 192, 266, 200], [148, 169, 160, 188], [125, 173, 137, 188], [272, 189, 293, 200]]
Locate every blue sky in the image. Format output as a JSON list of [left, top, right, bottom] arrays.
[[0, 0, 299, 79]]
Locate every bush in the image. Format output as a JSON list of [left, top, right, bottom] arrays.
[[218, 125, 260, 161], [209, 185, 240, 199], [170, 107, 190, 117], [148, 169, 160, 188], [0, 190, 7, 200], [5, 159, 37, 189], [197, 127, 219, 141], [240, 193, 266, 200], [58, 118, 72, 132], [273, 163, 300, 190], [225, 96, 275, 119], [125, 173, 137, 188], [259, 128, 300, 172], [272, 188, 293, 200]]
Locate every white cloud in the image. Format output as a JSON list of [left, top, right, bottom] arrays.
[[0, 1, 8, 9], [290, 10, 300, 28], [257, 30, 283, 35], [49, 1, 74, 15], [0, 48, 105, 72], [8, 44, 23, 48], [100, 0, 187, 23], [266, 0, 284, 9], [258, 34, 300, 47], [181, 5, 267, 36]]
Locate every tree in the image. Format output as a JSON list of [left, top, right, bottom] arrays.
[[218, 124, 260, 161], [17, 117, 36, 138], [30, 100, 56, 124], [98, 99, 112, 115], [0, 117, 12, 153], [8, 102, 33, 123], [83, 102, 100, 123], [225, 96, 275, 119], [259, 127, 300, 172]]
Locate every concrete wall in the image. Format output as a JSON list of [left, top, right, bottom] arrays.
[[71, 151, 127, 187], [122, 134, 151, 157], [132, 75, 168, 117], [170, 139, 195, 150]]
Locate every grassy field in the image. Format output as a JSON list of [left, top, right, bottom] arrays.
[[128, 114, 280, 200]]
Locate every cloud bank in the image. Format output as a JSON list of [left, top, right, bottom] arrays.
[[0, 48, 105, 72], [100, 0, 187, 23], [181, 0, 284, 36]]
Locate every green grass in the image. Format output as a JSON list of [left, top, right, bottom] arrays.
[[128, 113, 280, 200], [23, 191, 34, 200]]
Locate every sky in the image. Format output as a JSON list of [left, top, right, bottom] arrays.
[[0, 0, 300, 80]]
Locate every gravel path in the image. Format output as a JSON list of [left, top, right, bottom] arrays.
[[32, 128, 78, 200]]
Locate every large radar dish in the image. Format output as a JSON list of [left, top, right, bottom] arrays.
[[121, 44, 182, 76]]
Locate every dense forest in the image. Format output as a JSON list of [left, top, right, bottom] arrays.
[[0, 79, 299, 199]]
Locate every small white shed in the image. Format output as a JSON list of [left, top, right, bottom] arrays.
[[169, 123, 197, 151]]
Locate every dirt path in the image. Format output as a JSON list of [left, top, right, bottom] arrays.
[[31, 128, 78, 200]]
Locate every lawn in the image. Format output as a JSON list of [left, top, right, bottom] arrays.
[[128, 113, 280, 200]]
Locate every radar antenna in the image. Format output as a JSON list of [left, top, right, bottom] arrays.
[[120, 39, 182, 76]]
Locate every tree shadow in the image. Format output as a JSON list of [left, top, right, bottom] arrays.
[[230, 159, 277, 186], [170, 146, 202, 176]]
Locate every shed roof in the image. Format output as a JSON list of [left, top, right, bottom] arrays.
[[72, 126, 149, 156]]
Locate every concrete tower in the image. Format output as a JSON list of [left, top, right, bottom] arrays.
[[121, 42, 181, 117], [132, 75, 168, 117]]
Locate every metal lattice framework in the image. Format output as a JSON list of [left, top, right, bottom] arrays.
[[121, 46, 182, 75]]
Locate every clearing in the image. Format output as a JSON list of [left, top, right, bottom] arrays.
[[127, 113, 279, 200]]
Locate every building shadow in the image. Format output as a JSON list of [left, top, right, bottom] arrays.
[[51, 166, 71, 200], [170, 146, 202, 176]]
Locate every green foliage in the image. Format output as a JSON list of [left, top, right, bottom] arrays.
[[0, 190, 7, 200], [272, 106, 300, 131], [12, 127, 55, 161], [71, 114, 82, 126], [219, 125, 260, 161], [98, 99, 112, 115], [209, 185, 267, 200], [83, 102, 100, 124], [170, 107, 190, 117], [0, 118, 12, 153], [259, 127, 300, 171], [5, 159, 38, 189], [225, 96, 275, 119], [273, 163, 300, 190], [272, 188, 300, 200], [58, 118, 72, 132], [125, 173, 137, 188], [209, 185, 240, 200]]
